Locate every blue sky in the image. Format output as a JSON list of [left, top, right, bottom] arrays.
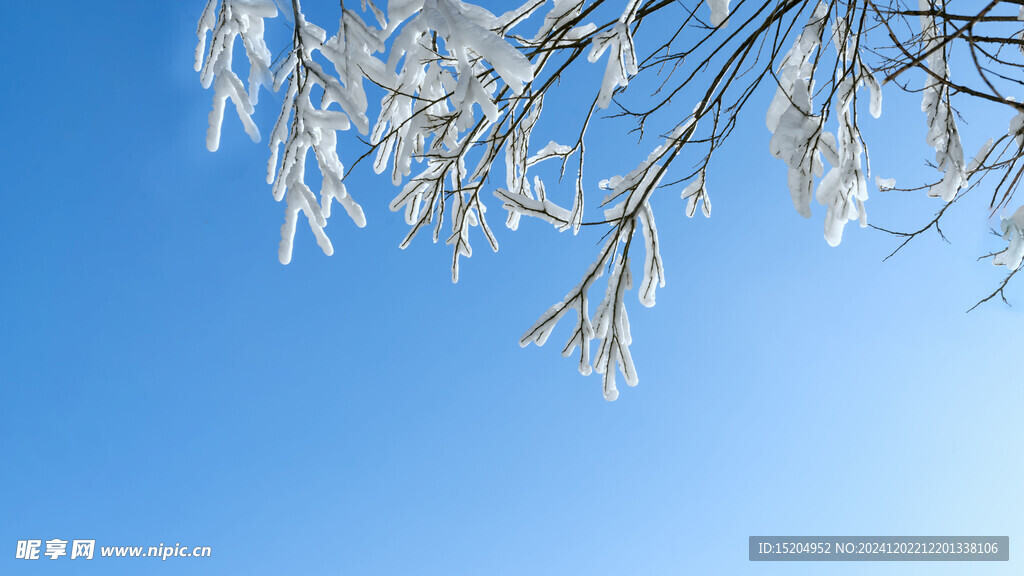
[[1, 1, 1022, 575]]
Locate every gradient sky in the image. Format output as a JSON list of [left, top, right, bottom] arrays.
[[1, 1, 1022, 575]]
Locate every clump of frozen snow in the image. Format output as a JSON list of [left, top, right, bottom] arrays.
[[875, 177, 896, 191], [706, 0, 730, 27], [995, 206, 1024, 271]]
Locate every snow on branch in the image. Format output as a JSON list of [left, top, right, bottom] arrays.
[[519, 121, 694, 400], [195, 0, 1024, 399], [267, 9, 379, 264], [196, 0, 278, 150], [918, 0, 967, 203], [766, 2, 882, 246], [587, 0, 641, 109]]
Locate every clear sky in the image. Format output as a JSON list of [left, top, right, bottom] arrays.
[[1, 1, 1021, 575]]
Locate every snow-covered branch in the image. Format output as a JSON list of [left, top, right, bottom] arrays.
[[195, 0, 1024, 399]]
